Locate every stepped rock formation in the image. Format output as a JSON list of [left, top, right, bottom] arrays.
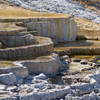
[[0, 5, 79, 99], [24, 18, 77, 43], [0, 23, 54, 59], [1, 1, 100, 100], [0, 18, 77, 43], [0, 15, 70, 99]]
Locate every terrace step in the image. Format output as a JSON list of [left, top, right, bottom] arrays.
[[15, 53, 61, 75], [0, 23, 27, 34], [0, 36, 53, 60], [55, 40, 100, 55], [0, 23, 36, 47]]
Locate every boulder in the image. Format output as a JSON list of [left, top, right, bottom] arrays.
[[0, 65, 29, 78], [0, 72, 16, 85], [61, 55, 69, 60], [11, 65, 29, 78], [34, 73, 47, 80], [18, 53, 62, 75], [80, 60, 88, 65], [73, 59, 81, 62]]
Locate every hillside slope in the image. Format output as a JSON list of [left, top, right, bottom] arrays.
[[5, 0, 100, 24], [0, 3, 70, 18], [73, 0, 100, 8], [0, 1, 99, 39]]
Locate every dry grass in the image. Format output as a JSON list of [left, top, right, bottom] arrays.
[[54, 40, 100, 52], [0, 23, 24, 30], [71, 55, 94, 60], [0, 3, 100, 39], [74, 17, 100, 37], [0, 61, 14, 67], [0, 4, 70, 18]]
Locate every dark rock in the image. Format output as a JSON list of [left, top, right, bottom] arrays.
[[80, 60, 88, 65], [94, 63, 100, 68], [16, 77, 23, 84], [88, 62, 93, 66], [73, 59, 81, 62], [94, 88, 99, 93]]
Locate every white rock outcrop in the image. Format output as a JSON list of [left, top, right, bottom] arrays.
[[0, 65, 29, 78], [0, 72, 16, 85], [25, 18, 77, 43], [16, 53, 62, 75]]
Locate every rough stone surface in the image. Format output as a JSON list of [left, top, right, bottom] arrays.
[[61, 55, 70, 61], [16, 53, 62, 75], [34, 73, 47, 80], [80, 60, 88, 65], [0, 33, 35, 47], [24, 18, 77, 43], [0, 65, 29, 78], [11, 66, 29, 78], [0, 36, 53, 60], [0, 72, 16, 85], [0, 68, 100, 100]]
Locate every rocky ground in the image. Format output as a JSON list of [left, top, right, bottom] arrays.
[[5, 0, 100, 24], [1, 55, 100, 100], [0, 0, 100, 100], [73, 0, 100, 9]]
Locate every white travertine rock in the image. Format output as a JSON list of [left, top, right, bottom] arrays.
[[34, 73, 47, 80], [61, 55, 70, 61], [11, 66, 29, 78], [0, 72, 16, 85], [18, 53, 62, 75], [0, 84, 6, 90], [0, 65, 29, 78], [0, 34, 35, 47], [19, 86, 71, 100], [0, 36, 53, 60], [25, 18, 77, 43]]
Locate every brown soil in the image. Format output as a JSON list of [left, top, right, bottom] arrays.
[[0, 61, 14, 67], [74, 17, 100, 38], [71, 55, 94, 60], [0, 4, 70, 18]]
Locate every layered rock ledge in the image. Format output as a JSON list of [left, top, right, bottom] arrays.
[[0, 17, 77, 43], [15, 53, 61, 75], [0, 23, 35, 47], [0, 36, 53, 60]]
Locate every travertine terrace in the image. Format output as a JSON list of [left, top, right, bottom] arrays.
[[0, 2, 100, 100]]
